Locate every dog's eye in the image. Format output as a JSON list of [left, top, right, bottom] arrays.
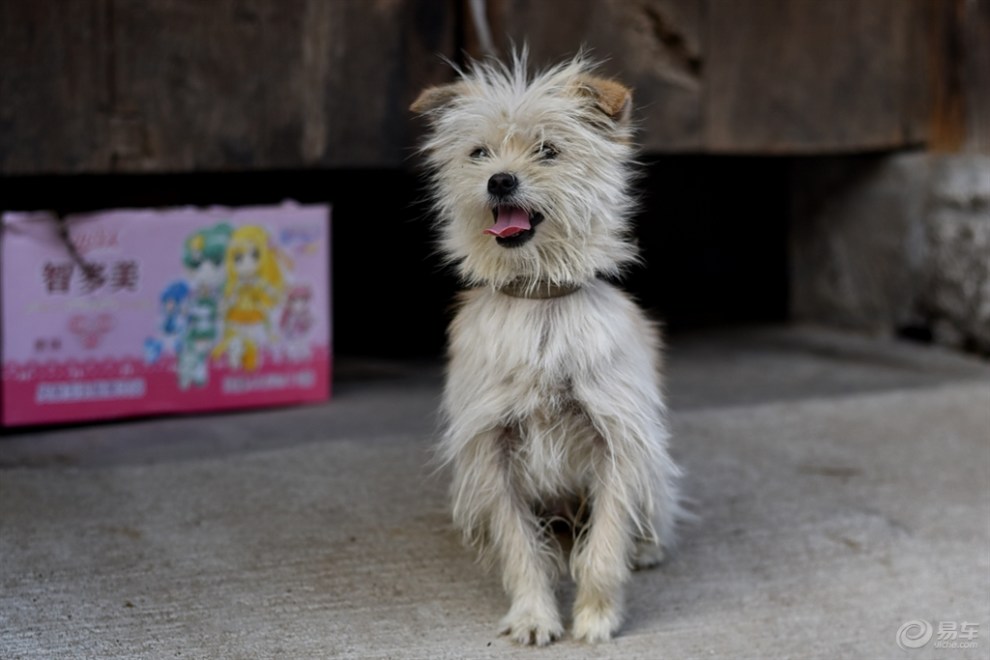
[[470, 147, 490, 159], [538, 143, 559, 161]]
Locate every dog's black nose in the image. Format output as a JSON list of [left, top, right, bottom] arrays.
[[488, 172, 518, 197]]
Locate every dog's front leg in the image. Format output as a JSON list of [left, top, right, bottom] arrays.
[[569, 457, 634, 643], [450, 429, 563, 646], [492, 490, 564, 646]]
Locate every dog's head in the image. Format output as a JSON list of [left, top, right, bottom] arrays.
[[410, 50, 640, 290]]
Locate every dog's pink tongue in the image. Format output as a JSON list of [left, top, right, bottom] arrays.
[[484, 207, 531, 238]]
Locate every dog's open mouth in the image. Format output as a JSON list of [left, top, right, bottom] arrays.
[[484, 206, 544, 248]]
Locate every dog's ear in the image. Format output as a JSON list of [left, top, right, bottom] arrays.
[[410, 83, 466, 114], [573, 75, 633, 125]]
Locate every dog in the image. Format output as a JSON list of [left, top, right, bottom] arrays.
[[410, 49, 684, 645]]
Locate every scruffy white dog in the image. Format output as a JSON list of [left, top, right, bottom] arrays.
[[410, 50, 684, 645]]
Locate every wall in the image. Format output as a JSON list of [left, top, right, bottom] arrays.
[[788, 0, 990, 356], [2, 0, 985, 357], [1, 0, 933, 174]]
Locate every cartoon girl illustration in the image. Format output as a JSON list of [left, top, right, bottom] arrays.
[[158, 281, 189, 343], [183, 223, 231, 301], [143, 280, 189, 363], [279, 285, 314, 362], [212, 225, 285, 371], [177, 223, 231, 387]]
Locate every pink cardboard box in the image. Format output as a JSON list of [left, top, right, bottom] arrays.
[[1, 202, 331, 426]]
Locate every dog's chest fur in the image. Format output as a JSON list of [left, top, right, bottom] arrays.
[[443, 279, 661, 499]]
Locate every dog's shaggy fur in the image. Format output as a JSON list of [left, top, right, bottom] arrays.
[[410, 50, 684, 645]]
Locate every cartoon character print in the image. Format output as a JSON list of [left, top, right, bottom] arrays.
[[143, 280, 189, 363], [183, 224, 231, 301], [279, 285, 314, 362], [177, 224, 231, 388], [211, 225, 286, 371], [178, 296, 220, 389]]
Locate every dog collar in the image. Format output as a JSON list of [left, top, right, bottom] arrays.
[[496, 280, 583, 299]]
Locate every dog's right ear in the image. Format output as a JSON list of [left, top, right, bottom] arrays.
[[410, 83, 466, 114], [573, 75, 633, 126]]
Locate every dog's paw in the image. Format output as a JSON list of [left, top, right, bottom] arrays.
[[499, 607, 564, 646], [572, 603, 621, 644], [631, 539, 666, 570]]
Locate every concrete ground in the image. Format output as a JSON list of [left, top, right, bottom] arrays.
[[1, 324, 988, 659]]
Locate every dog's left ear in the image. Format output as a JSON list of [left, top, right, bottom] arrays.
[[573, 75, 633, 125], [410, 83, 466, 114]]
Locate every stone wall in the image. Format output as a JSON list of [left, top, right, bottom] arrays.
[[790, 154, 990, 356], [924, 156, 990, 353]]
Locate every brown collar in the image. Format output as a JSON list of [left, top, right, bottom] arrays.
[[496, 280, 583, 299]]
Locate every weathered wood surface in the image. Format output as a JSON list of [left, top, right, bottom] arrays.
[[928, 0, 990, 152], [0, 0, 454, 174], [0, 0, 113, 173], [479, 0, 704, 151], [0, 0, 965, 173], [702, 0, 929, 153], [961, 0, 990, 152], [487, 0, 930, 154]]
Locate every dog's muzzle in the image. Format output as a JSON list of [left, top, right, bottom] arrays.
[[484, 172, 543, 248]]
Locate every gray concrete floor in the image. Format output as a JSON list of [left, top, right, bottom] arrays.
[[1, 324, 988, 659]]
